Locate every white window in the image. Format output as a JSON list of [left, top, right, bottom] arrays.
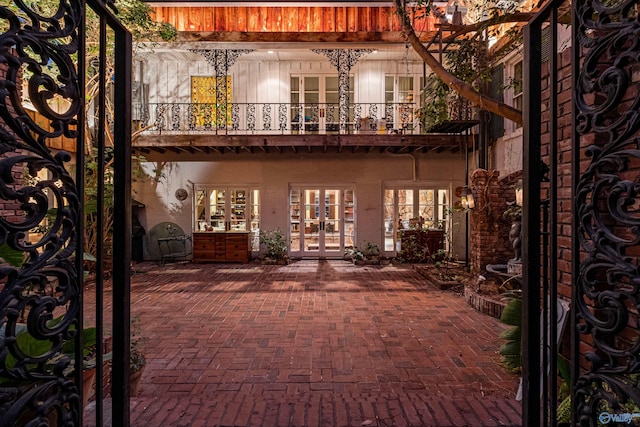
[[383, 186, 449, 252], [194, 186, 261, 250], [506, 58, 523, 132]]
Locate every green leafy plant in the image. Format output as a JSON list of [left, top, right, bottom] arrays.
[[395, 233, 430, 263], [259, 228, 289, 261], [499, 292, 522, 372], [130, 316, 147, 373], [362, 242, 381, 259], [344, 247, 364, 262], [503, 202, 523, 222], [0, 318, 98, 385], [0, 244, 24, 267], [344, 242, 382, 264]]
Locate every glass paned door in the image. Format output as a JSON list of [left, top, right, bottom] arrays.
[[304, 189, 321, 253], [290, 189, 301, 252], [385, 75, 415, 131], [291, 76, 350, 134], [304, 77, 320, 133], [290, 187, 353, 258], [384, 189, 395, 251], [344, 189, 355, 250], [323, 189, 341, 255], [324, 77, 339, 133], [249, 190, 260, 250]]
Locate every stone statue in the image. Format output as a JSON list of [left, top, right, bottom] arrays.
[[509, 220, 522, 262]]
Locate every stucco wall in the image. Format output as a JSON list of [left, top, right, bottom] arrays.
[[132, 151, 468, 261]]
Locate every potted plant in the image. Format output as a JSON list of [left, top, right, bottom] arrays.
[[129, 316, 147, 397], [0, 319, 99, 418], [344, 242, 383, 265], [258, 229, 290, 264]]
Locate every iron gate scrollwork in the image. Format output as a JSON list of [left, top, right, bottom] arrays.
[[524, 0, 640, 425], [0, 1, 85, 425], [573, 0, 640, 425], [0, 0, 132, 425]]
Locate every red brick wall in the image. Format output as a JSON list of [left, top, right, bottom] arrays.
[[0, 54, 26, 225], [543, 48, 574, 302], [468, 169, 522, 275]]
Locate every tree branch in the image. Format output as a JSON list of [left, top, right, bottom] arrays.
[[441, 12, 535, 43], [395, 0, 523, 125]]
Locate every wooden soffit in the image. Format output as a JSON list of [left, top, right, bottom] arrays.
[[149, 5, 436, 42], [133, 133, 472, 155]]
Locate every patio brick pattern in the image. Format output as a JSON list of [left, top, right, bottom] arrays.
[[85, 260, 522, 426]]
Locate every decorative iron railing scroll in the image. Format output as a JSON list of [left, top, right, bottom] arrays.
[[574, 0, 640, 425], [0, 0, 84, 425]]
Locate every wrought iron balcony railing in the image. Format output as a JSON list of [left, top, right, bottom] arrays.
[[133, 102, 428, 135]]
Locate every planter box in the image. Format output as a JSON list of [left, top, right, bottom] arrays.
[[413, 265, 461, 290]]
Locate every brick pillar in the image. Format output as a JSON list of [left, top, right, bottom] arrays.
[[469, 169, 522, 275]]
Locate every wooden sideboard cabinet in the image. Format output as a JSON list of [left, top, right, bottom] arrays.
[[193, 232, 251, 263]]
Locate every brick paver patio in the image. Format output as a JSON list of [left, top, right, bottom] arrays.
[[85, 260, 522, 426]]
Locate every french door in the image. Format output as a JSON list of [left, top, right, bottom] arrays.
[[290, 187, 354, 258], [291, 75, 353, 134]]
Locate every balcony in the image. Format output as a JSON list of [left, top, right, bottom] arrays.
[[133, 102, 476, 155]]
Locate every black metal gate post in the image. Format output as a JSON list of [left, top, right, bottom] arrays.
[[523, 0, 567, 425]]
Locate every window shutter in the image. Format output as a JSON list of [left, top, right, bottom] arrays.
[[488, 64, 505, 140]]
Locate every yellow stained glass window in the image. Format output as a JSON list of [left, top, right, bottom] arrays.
[[191, 76, 232, 127]]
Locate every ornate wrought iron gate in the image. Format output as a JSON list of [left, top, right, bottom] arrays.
[[524, 0, 640, 426], [0, 0, 132, 425]]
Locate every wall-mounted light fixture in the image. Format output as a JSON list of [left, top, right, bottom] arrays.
[[460, 185, 475, 209], [515, 179, 523, 206]]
